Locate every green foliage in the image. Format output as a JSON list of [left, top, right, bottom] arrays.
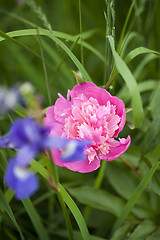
[[0, 0, 160, 239]]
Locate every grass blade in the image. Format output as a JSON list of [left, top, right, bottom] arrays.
[[112, 161, 160, 234], [0, 190, 25, 240], [117, 0, 136, 53], [22, 198, 50, 240], [107, 36, 144, 128], [124, 47, 160, 63], [59, 184, 90, 240], [0, 29, 92, 82]]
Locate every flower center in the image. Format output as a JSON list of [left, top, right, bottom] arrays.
[[63, 95, 121, 163]]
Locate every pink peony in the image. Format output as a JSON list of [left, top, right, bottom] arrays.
[[44, 82, 130, 173]]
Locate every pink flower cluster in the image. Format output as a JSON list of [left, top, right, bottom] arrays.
[[44, 82, 130, 172]]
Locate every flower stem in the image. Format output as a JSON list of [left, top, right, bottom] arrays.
[[103, 0, 115, 86], [48, 152, 74, 240], [84, 161, 107, 221], [94, 160, 107, 189], [120, 156, 140, 175], [79, 0, 84, 66]]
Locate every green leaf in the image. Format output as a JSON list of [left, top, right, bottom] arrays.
[[124, 47, 160, 64], [55, 229, 106, 240], [120, 32, 143, 58], [150, 81, 160, 119], [133, 54, 158, 80], [106, 164, 147, 206], [0, 190, 24, 240], [112, 161, 160, 233], [147, 229, 160, 240], [59, 184, 90, 240], [142, 115, 160, 154], [0, 28, 105, 63], [117, 0, 136, 53], [139, 159, 160, 197], [0, 29, 40, 58], [127, 220, 155, 240], [108, 36, 144, 128], [69, 186, 124, 217], [30, 159, 48, 178], [110, 222, 133, 240], [0, 150, 7, 171], [22, 198, 50, 240], [117, 80, 158, 104], [0, 29, 92, 82]]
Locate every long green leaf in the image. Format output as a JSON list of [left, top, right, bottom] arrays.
[[30, 159, 48, 178], [117, 80, 158, 103], [0, 190, 24, 240], [59, 184, 90, 240], [0, 29, 92, 82], [112, 161, 160, 234], [0, 30, 40, 58], [108, 36, 144, 128], [127, 220, 155, 240], [124, 47, 160, 63], [110, 222, 132, 240], [69, 187, 124, 217], [117, 0, 136, 53], [22, 198, 50, 240]]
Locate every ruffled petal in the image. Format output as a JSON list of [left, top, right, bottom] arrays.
[[44, 106, 64, 136], [71, 82, 126, 137], [44, 106, 56, 131], [54, 95, 72, 124], [101, 135, 131, 161]]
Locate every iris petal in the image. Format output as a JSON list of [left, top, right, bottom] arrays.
[[15, 145, 38, 167], [5, 159, 39, 200], [61, 140, 91, 162]]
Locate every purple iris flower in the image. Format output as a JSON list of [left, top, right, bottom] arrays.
[[5, 159, 39, 200], [0, 118, 90, 200], [1, 118, 90, 165], [61, 140, 90, 162]]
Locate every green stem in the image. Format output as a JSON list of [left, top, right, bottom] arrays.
[[79, 0, 84, 66], [104, 0, 115, 86], [104, 65, 116, 89], [94, 160, 107, 189], [48, 152, 74, 240], [84, 161, 107, 221]]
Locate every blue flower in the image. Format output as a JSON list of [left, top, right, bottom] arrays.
[[5, 159, 39, 200], [0, 118, 91, 199], [61, 140, 90, 162]]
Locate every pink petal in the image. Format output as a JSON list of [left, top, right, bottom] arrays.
[[54, 95, 71, 124], [101, 135, 131, 161], [51, 149, 100, 173], [71, 82, 126, 137], [44, 106, 55, 130], [44, 106, 64, 136]]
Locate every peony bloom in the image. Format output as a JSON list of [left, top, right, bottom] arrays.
[[44, 82, 131, 173]]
